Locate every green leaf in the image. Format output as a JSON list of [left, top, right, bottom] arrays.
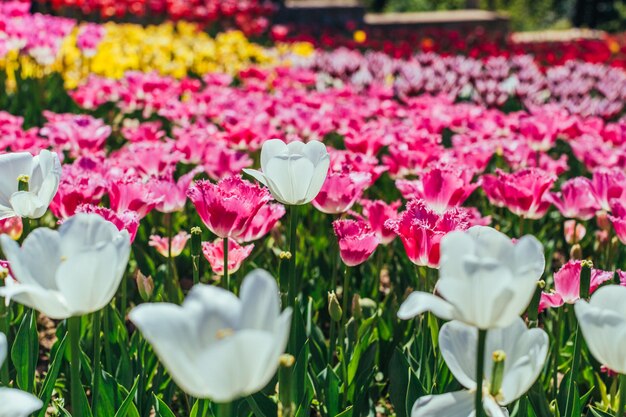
[[94, 371, 119, 417], [36, 334, 69, 417], [11, 309, 38, 392], [589, 407, 615, 417], [326, 365, 340, 417], [246, 394, 277, 417], [153, 394, 178, 417], [114, 377, 140, 417]]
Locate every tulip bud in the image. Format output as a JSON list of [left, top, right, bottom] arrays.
[[352, 294, 362, 321], [489, 350, 506, 396], [570, 244, 582, 260], [0, 216, 22, 241], [579, 260, 593, 300], [328, 291, 342, 322], [190, 227, 202, 255], [279, 354, 295, 368], [135, 270, 154, 302], [17, 175, 29, 192], [596, 211, 611, 231]]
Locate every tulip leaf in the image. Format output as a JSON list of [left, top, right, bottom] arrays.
[[589, 407, 615, 417], [246, 393, 277, 417], [36, 334, 68, 417], [11, 309, 38, 392], [94, 371, 119, 417], [326, 365, 340, 417], [336, 406, 353, 417], [114, 377, 140, 417], [153, 394, 177, 417], [389, 348, 411, 417]]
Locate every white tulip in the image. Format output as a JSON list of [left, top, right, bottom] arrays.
[[0, 213, 130, 319], [575, 285, 626, 374], [0, 150, 62, 220], [0, 333, 43, 417], [398, 226, 545, 329], [243, 139, 330, 205], [412, 318, 549, 417], [129, 269, 292, 402]]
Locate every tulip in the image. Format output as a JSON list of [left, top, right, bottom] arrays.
[[398, 226, 545, 329], [564, 219, 586, 245], [243, 139, 330, 205], [237, 203, 285, 243], [129, 269, 292, 403], [0, 333, 42, 417], [0, 150, 62, 220], [312, 171, 371, 214], [591, 167, 626, 212], [202, 239, 254, 276], [411, 318, 548, 417], [360, 199, 400, 245], [149, 232, 190, 258], [539, 260, 612, 311], [333, 219, 379, 267], [545, 177, 600, 221], [609, 200, 626, 245], [0, 213, 131, 319], [75, 204, 140, 243]]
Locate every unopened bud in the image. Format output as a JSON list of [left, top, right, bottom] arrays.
[[0, 216, 22, 241], [328, 291, 342, 322], [279, 354, 295, 368], [570, 243, 582, 260], [17, 175, 29, 192], [580, 260, 593, 300], [596, 211, 611, 231], [190, 227, 202, 255], [352, 294, 362, 321], [135, 270, 154, 302], [489, 350, 506, 396]]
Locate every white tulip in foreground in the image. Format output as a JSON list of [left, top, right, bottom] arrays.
[[575, 285, 626, 374], [243, 139, 330, 205], [398, 226, 545, 329], [412, 318, 549, 417], [0, 149, 62, 220], [0, 213, 131, 319], [0, 333, 43, 417], [129, 269, 292, 402]]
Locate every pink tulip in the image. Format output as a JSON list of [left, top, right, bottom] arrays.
[[149, 232, 191, 257], [395, 166, 478, 214], [360, 199, 401, 245], [187, 176, 271, 239], [202, 238, 254, 276], [609, 200, 626, 245], [313, 171, 371, 214], [150, 168, 202, 213], [0, 216, 22, 240], [238, 203, 286, 243], [40, 112, 111, 157], [75, 204, 140, 242], [50, 159, 107, 219], [564, 220, 587, 245], [333, 219, 379, 267], [108, 176, 162, 219], [546, 177, 600, 221], [385, 199, 469, 268], [591, 168, 626, 212], [539, 260, 613, 311], [482, 168, 556, 219]]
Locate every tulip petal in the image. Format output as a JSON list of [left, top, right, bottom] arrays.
[[242, 168, 268, 187], [59, 213, 122, 258], [439, 231, 476, 281], [513, 235, 545, 281], [483, 396, 509, 417], [411, 390, 474, 417], [9, 191, 46, 219], [287, 157, 315, 204], [439, 321, 478, 390], [0, 387, 43, 417], [302, 140, 330, 166], [0, 278, 71, 319], [467, 226, 515, 263], [397, 291, 456, 321], [265, 156, 297, 204], [2, 229, 61, 289], [260, 139, 287, 172], [239, 269, 281, 332], [303, 154, 330, 204], [0, 332, 6, 367], [0, 152, 32, 206]]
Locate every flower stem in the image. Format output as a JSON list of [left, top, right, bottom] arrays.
[[617, 373, 626, 417], [0, 293, 9, 384], [475, 329, 487, 417], [288, 205, 299, 309], [92, 310, 102, 409], [223, 237, 230, 291], [68, 316, 83, 414], [216, 401, 233, 417], [167, 213, 173, 295]]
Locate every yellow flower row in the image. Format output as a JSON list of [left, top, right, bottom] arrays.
[[0, 21, 314, 90]]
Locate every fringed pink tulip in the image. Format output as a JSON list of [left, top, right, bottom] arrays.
[[50, 160, 107, 219], [564, 220, 587, 245], [150, 168, 202, 213], [609, 200, 626, 244], [333, 219, 379, 267], [482, 168, 556, 219], [546, 177, 600, 220], [238, 203, 286, 243], [395, 166, 478, 214], [313, 171, 371, 214], [75, 204, 140, 243], [187, 176, 271, 239], [539, 260, 613, 311], [149, 232, 191, 257], [360, 199, 401, 245], [202, 239, 254, 276], [591, 168, 626, 212], [108, 176, 162, 219], [0, 216, 22, 240], [385, 199, 469, 268]]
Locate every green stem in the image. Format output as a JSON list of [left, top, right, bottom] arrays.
[[20, 217, 30, 242], [92, 310, 102, 410], [216, 401, 233, 417], [564, 316, 582, 417], [68, 316, 83, 414], [0, 291, 9, 384], [287, 205, 299, 355], [475, 330, 487, 417], [341, 267, 350, 334], [279, 365, 293, 417], [167, 213, 173, 297], [103, 307, 112, 373], [617, 373, 626, 417], [223, 237, 230, 291], [328, 319, 336, 365], [553, 309, 562, 398]]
